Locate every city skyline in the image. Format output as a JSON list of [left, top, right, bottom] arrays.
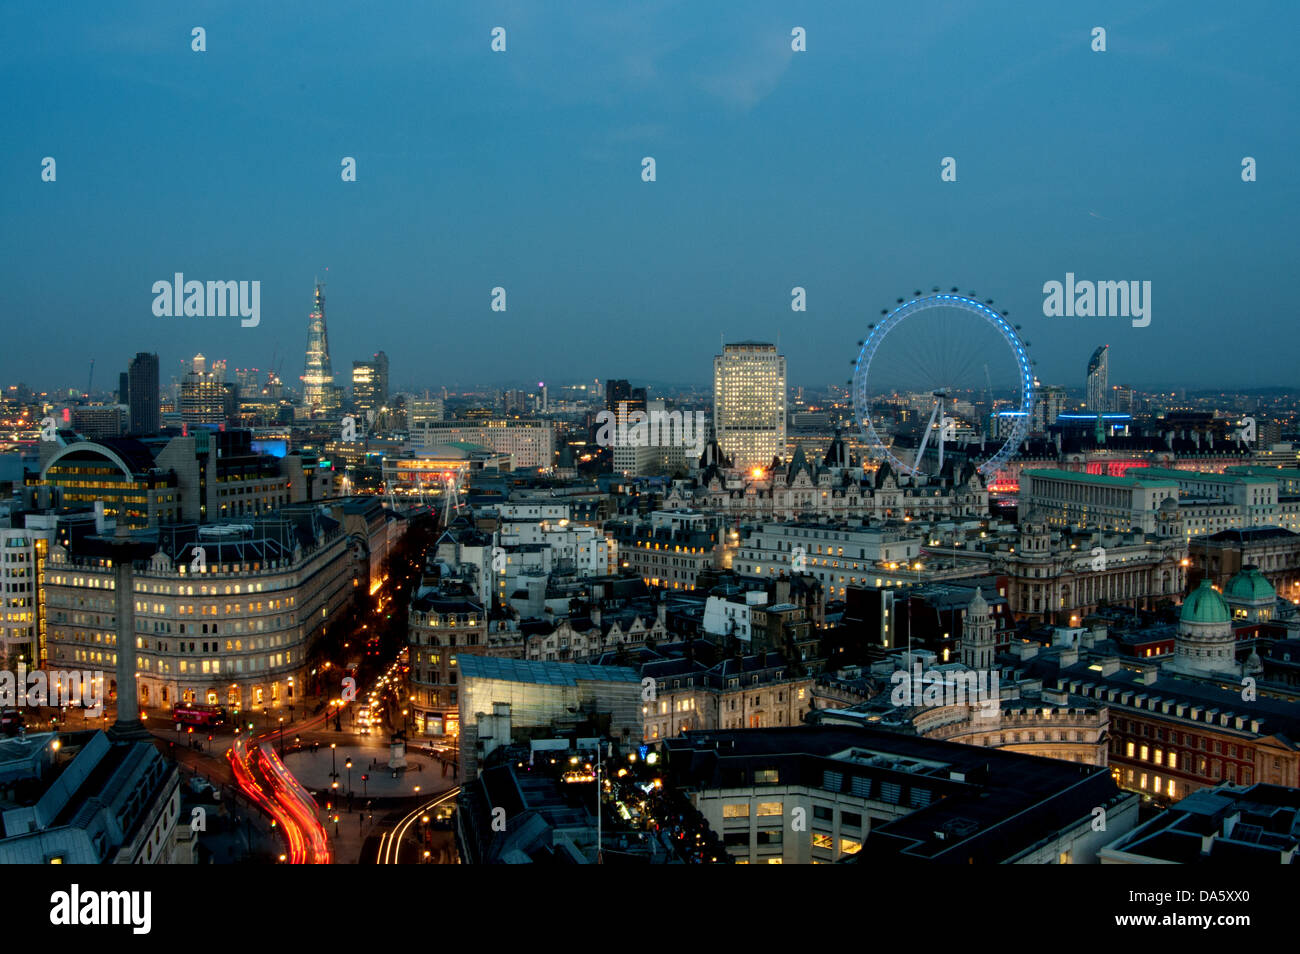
[[2, 0, 1299, 885], [3, 3, 1297, 391]]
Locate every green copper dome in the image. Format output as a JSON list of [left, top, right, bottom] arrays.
[[1225, 566, 1276, 602], [1180, 579, 1230, 624]]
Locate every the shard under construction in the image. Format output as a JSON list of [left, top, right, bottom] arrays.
[[301, 281, 338, 416]]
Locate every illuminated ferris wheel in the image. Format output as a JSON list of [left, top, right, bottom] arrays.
[[851, 288, 1035, 477]]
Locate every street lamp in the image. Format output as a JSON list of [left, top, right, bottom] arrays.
[[346, 758, 353, 796]]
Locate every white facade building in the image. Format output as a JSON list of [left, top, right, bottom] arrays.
[[732, 523, 923, 601], [714, 342, 786, 472], [411, 419, 555, 471], [0, 529, 43, 667]]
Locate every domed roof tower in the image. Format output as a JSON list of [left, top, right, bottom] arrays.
[[1224, 565, 1276, 623], [1168, 580, 1238, 676]]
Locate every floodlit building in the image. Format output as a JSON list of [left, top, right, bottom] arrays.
[[301, 283, 338, 417], [714, 342, 786, 472], [43, 507, 355, 713]]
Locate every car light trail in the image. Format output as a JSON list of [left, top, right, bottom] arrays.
[[378, 788, 459, 864]]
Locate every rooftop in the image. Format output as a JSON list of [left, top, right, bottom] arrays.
[[1021, 468, 1179, 489], [457, 655, 642, 686]]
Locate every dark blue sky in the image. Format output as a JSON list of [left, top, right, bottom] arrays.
[[3, 1, 1295, 394]]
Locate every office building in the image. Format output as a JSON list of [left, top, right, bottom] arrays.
[[31, 429, 331, 528], [0, 528, 44, 669], [661, 726, 1138, 863], [180, 353, 227, 428], [43, 507, 354, 713], [605, 510, 725, 591], [1022, 467, 1300, 538], [411, 419, 554, 471], [408, 590, 486, 738], [352, 351, 389, 415], [714, 342, 787, 471], [732, 522, 923, 601], [1031, 383, 1067, 433], [456, 656, 643, 778], [1019, 469, 1182, 534], [408, 398, 445, 425], [71, 405, 127, 440], [641, 653, 816, 740], [127, 352, 160, 436], [1086, 345, 1109, 412]]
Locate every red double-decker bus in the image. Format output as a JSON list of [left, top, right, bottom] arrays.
[[172, 703, 227, 727]]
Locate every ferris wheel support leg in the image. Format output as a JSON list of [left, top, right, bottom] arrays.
[[938, 397, 946, 474], [913, 400, 941, 475]]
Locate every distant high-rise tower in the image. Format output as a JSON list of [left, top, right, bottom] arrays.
[[352, 351, 389, 415], [302, 282, 336, 415], [1031, 381, 1067, 433], [714, 342, 786, 472], [1110, 384, 1134, 415], [1086, 345, 1109, 412], [181, 352, 225, 428], [127, 352, 160, 436], [605, 379, 632, 412]]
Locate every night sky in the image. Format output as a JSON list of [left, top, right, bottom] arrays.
[[2, 1, 1295, 393]]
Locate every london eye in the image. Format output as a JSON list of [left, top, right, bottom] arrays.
[[851, 289, 1034, 477]]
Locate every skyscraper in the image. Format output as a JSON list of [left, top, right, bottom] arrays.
[[127, 352, 160, 436], [713, 342, 787, 472], [1086, 345, 1109, 412], [352, 351, 389, 415], [1110, 384, 1135, 415], [605, 379, 632, 412], [181, 353, 226, 428], [302, 282, 336, 416]]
